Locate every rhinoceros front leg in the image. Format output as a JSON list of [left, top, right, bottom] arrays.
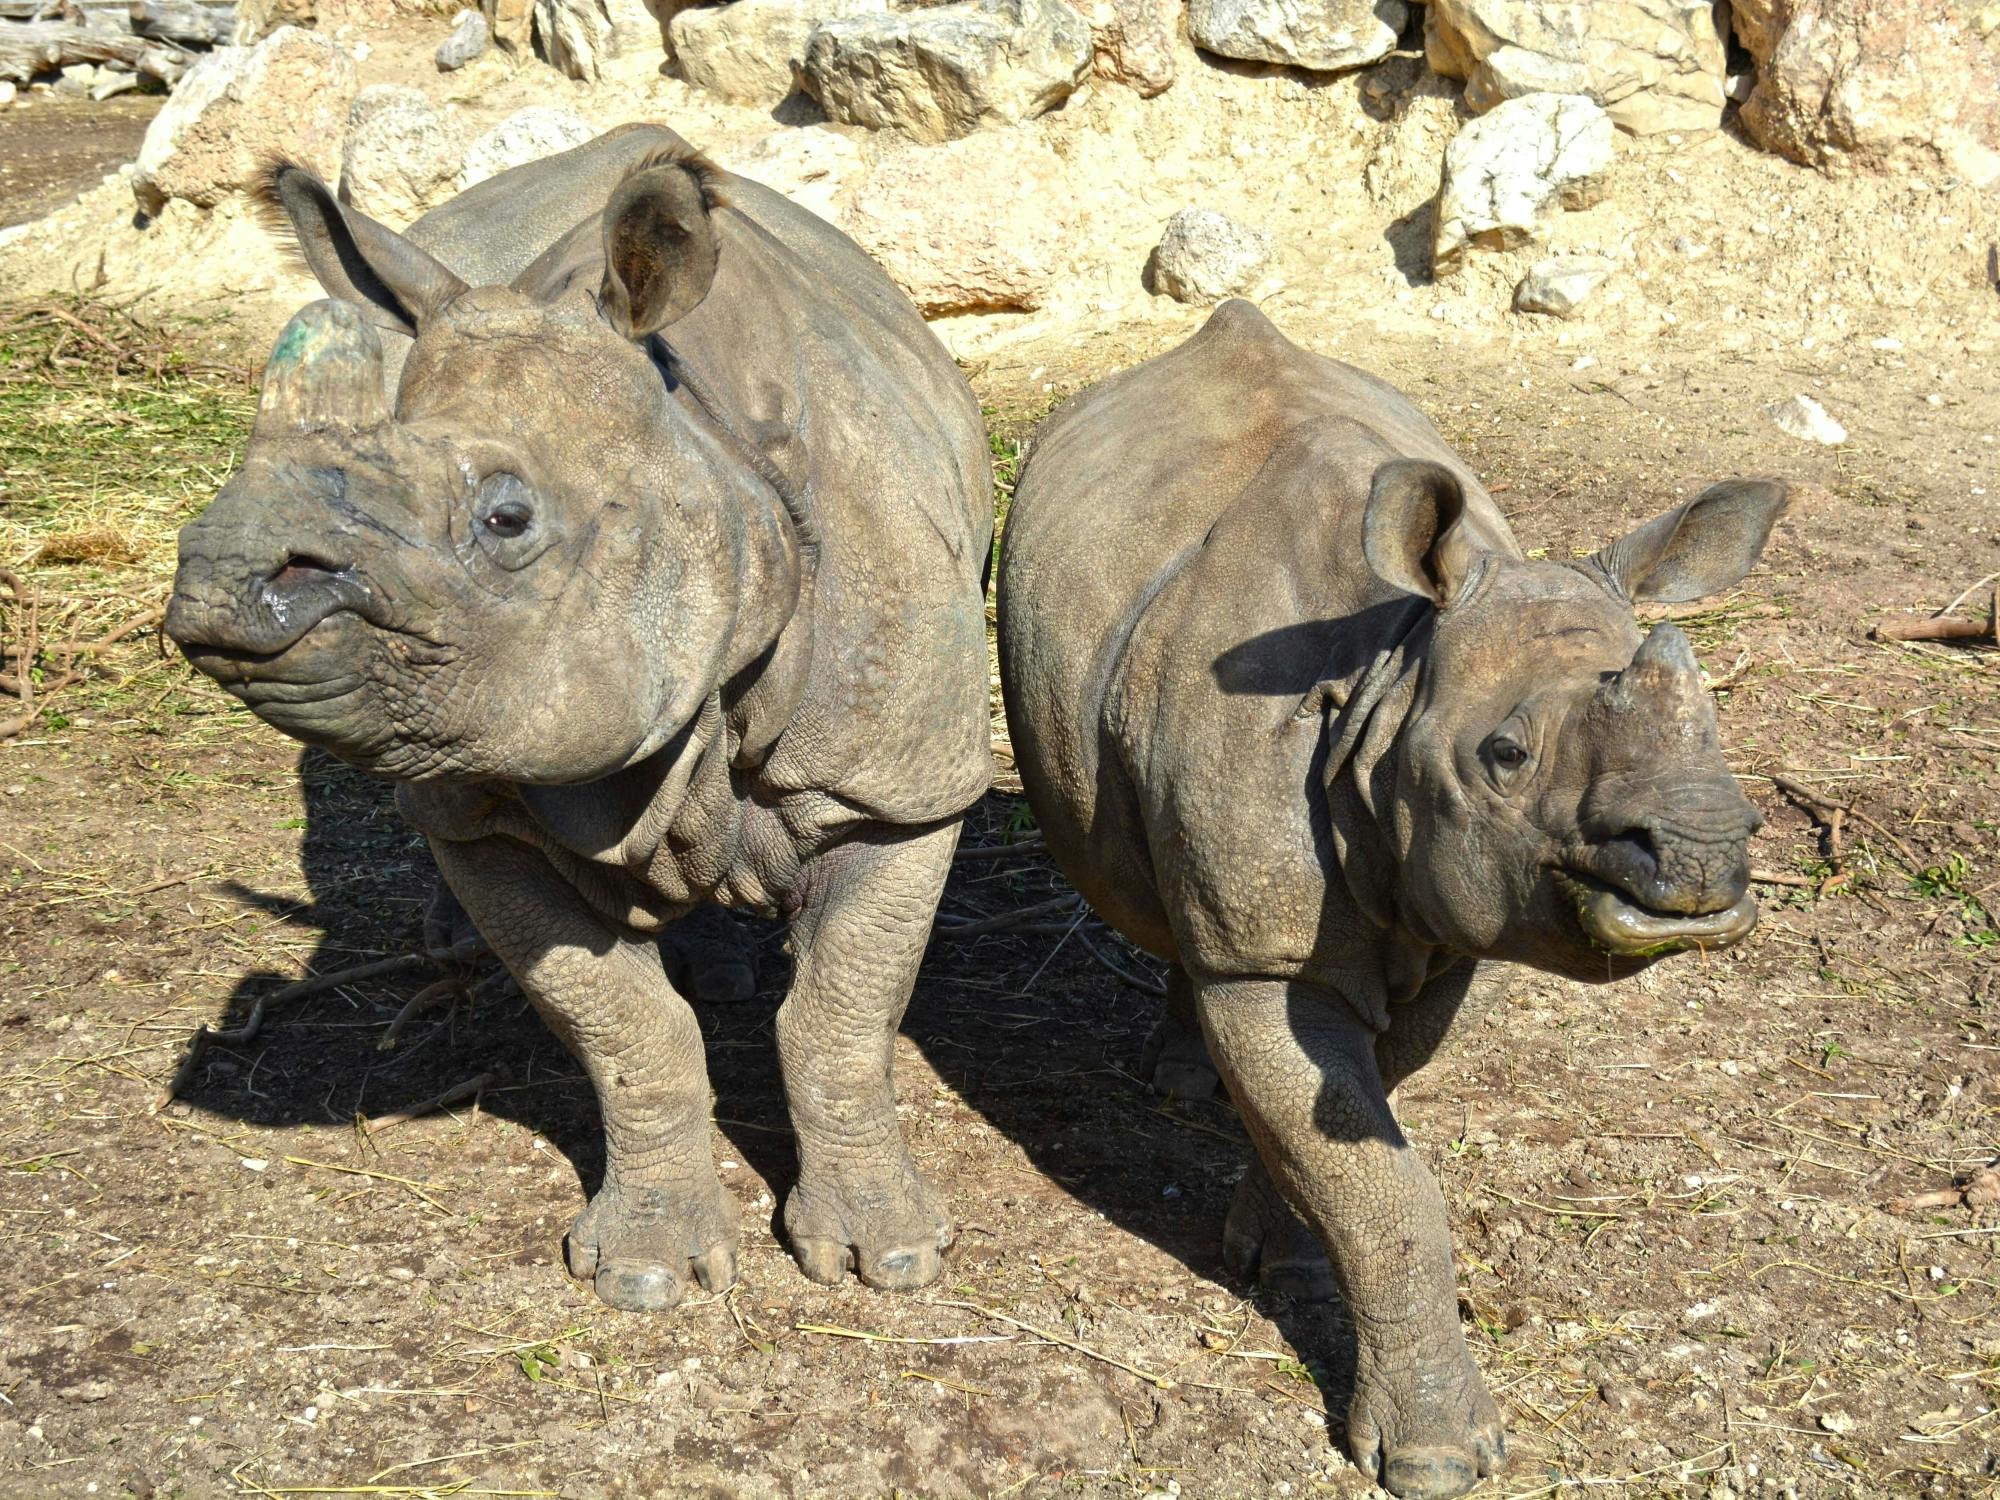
[[432, 836, 738, 1314], [1199, 976, 1504, 1500], [776, 821, 957, 1291]]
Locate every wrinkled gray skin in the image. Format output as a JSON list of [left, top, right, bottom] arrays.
[[166, 125, 993, 1313], [997, 301, 1786, 1500]]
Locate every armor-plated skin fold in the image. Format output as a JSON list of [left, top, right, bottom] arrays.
[[997, 300, 1787, 1499], [167, 127, 992, 1314]]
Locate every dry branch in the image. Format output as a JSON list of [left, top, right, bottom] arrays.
[[1869, 587, 1997, 643], [0, 20, 186, 82], [153, 938, 487, 1111]]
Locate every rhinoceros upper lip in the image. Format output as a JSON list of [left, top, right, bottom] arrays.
[[1555, 869, 1758, 957]]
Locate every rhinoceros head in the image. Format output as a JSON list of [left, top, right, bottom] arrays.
[[1357, 461, 1788, 981], [166, 153, 799, 783]]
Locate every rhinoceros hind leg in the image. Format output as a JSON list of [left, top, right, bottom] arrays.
[[661, 903, 760, 1006], [1222, 1156, 1338, 1301], [1140, 966, 1222, 1101], [776, 822, 959, 1293]]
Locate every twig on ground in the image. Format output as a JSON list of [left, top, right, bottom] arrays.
[[377, 976, 471, 1051], [373, 1073, 497, 1131], [1771, 774, 1923, 875], [1075, 929, 1167, 996], [1887, 1164, 2000, 1215], [934, 893, 1080, 940], [1749, 869, 1816, 889], [954, 836, 1046, 862], [1869, 588, 1997, 643], [153, 938, 487, 1111], [931, 1298, 1177, 1390]]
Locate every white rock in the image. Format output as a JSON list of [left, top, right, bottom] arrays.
[[1764, 394, 1846, 447], [435, 8, 491, 69], [0, 80, 16, 107], [537, 0, 666, 81], [671, 0, 887, 105], [1076, 0, 1175, 95], [55, 63, 100, 97], [1188, 0, 1407, 73], [90, 68, 140, 100], [1512, 253, 1613, 316], [459, 106, 597, 188], [1431, 91, 1613, 273], [342, 86, 467, 228], [839, 130, 1074, 313], [1425, 0, 1726, 135], [1149, 207, 1273, 303], [802, 0, 1093, 144], [133, 28, 357, 216]]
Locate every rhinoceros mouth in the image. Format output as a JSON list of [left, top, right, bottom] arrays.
[[1556, 870, 1758, 958]]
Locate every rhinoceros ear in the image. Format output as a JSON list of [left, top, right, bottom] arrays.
[[257, 162, 468, 338], [1362, 459, 1482, 607], [1591, 478, 1789, 604], [599, 149, 724, 339]]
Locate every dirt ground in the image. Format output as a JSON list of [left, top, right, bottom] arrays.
[[3, 86, 1999, 1500], [0, 96, 160, 231]]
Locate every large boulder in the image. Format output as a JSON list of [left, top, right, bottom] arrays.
[[342, 86, 467, 228], [731, 126, 864, 220], [802, 0, 1093, 143], [1148, 208, 1273, 303], [458, 105, 597, 188], [1431, 91, 1612, 273], [132, 27, 356, 216], [1077, 0, 1175, 94], [671, 0, 887, 104], [1735, 0, 2000, 189], [839, 131, 1074, 311], [535, 0, 666, 79], [485, 0, 534, 50], [1424, 0, 1726, 135], [1188, 0, 1406, 72]]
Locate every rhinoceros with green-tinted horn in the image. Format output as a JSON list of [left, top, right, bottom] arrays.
[[167, 128, 994, 1313], [997, 300, 1788, 1500]]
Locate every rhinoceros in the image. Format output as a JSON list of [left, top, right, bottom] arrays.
[[996, 301, 1786, 1498], [165, 127, 993, 1312]]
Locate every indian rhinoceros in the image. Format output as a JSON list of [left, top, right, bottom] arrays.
[[165, 127, 993, 1312], [996, 300, 1787, 1499]]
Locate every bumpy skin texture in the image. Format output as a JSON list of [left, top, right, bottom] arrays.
[[166, 126, 992, 1312], [996, 300, 1786, 1497]]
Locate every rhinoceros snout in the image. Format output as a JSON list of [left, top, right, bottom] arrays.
[[167, 542, 370, 662]]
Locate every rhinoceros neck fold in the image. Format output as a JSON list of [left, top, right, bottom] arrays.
[[1320, 604, 1430, 938]]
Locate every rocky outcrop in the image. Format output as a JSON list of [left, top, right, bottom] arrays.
[[1077, 0, 1174, 95], [534, 0, 663, 80], [1148, 207, 1273, 302], [132, 26, 355, 215], [1424, 0, 1726, 135], [341, 85, 466, 227], [1188, 0, 1406, 72], [839, 130, 1073, 311], [1735, 0, 2000, 190], [484, 0, 534, 51], [458, 105, 596, 187], [670, 0, 886, 104], [801, 0, 1092, 143], [1431, 91, 1612, 273], [230, 0, 313, 45]]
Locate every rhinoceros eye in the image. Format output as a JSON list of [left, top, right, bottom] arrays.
[[1491, 737, 1528, 768], [476, 472, 535, 540]]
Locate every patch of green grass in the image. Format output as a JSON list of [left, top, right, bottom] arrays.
[[0, 299, 254, 578]]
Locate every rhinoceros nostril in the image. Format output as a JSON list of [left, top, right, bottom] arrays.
[[1601, 829, 1659, 878], [269, 552, 347, 588]]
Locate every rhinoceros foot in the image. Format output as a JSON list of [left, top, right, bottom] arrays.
[[1221, 1160, 1337, 1302], [1139, 1010, 1222, 1102], [565, 1171, 741, 1312], [1348, 1347, 1507, 1500], [784, 1164, 953, 1292]]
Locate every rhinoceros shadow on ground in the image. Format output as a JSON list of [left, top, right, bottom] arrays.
[[179, 745, 1365, 1438]]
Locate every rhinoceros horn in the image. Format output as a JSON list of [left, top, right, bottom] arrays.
[[252, 299, 391, 440], [1597, 622, 1707, 722]]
